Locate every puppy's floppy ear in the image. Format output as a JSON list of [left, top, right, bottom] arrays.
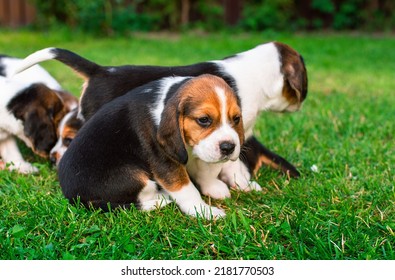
[[7, 83, 65, 122], [23, 110, 57, 156], [156, 93, 188, 165], [275, 42, 308, 104], [283, 60, 307, 104], [7, 83, 66, 156]]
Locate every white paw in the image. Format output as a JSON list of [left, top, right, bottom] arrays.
[[188, 203, 226, 219], [233, 180, 262, 192], [219, 159, 252, 189], [7, 161, 38, 174], [200, 179, 231, 200], [139, 197, 172, 211]]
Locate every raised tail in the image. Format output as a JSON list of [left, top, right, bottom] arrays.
[[9, 47, 101, 79]]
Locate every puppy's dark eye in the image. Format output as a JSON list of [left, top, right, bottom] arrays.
[[63, 137, 73, 147], [233, 115, 241, 125], [48, 109, 54, 119], [196, 116, 212, 127]]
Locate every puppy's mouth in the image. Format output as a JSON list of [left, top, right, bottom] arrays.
[[204, 152, 240, 163], [221, 153, 238, 161]]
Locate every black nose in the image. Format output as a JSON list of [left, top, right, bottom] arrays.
[[49, 154, 57, 165], [219, 142, 235, 156]]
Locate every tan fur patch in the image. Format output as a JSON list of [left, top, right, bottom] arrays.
[[55, 90, 78, 111], [34, 84, 67, 128], [61, 125, 78, 142], [254, 154, 280, 175], [155, 166, 190, 192]]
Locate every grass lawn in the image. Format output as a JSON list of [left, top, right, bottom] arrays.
[[0, 29, 394, 260]]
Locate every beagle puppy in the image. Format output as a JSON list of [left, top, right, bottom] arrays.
[[59, 74, 244, 218], [1, 55, 79, 112], [49, 108, 83, 166], [0, 55, 78, 173], [13, 42, 307, 184]]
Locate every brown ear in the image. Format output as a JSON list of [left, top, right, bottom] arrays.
[[274, 42, 308, 104], [7, 83, 66, 156], [283, 61, 306, 104], [8, 83, 65, 123], [55, 90, 78, 111], [156, 93, 188, 165]]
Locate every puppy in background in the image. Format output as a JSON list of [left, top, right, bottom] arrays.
[[49, 107, 83, 166], [0, 55, 78, 173], [0, 55, 78, 112], [59, 74, 243, 218]]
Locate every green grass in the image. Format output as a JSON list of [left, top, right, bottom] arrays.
[[0, 30, 394, 260]]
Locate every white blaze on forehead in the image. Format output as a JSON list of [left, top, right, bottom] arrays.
[[214, 85, 227, 125]]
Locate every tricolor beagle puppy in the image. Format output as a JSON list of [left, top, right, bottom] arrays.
[[59, 74, 244, 218], [0, 55, 78, 173], [49, 107, 83, 166], [0, 55, 79, 113], [13, 42, 307, 185]]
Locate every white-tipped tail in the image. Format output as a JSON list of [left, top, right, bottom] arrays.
[[8, 47, 57, 78]]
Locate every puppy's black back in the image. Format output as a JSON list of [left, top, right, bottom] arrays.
[[81, 62, 236, 120], [58, 82, 163, 210]]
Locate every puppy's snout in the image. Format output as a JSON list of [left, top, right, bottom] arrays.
[[49, 153, 57, 165], [219, 141, 235, 156]]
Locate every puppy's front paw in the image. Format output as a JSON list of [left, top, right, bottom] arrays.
[[199, 205, 226, 219], [7, 161, 38, 174], [235, 180, 262, 192], [200, 179, 231, 200], [188, 203, 226, 219]]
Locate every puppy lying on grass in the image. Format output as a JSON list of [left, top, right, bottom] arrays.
[[59, 75, 244, 218]]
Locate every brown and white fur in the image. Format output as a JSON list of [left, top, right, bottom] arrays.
[[0, 55, 77, 173], [58, 75, 244, 218]]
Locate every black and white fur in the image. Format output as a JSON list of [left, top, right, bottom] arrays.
[[0, 55, 77, 173]]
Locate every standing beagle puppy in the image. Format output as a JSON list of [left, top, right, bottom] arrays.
[[13, 42, 307, 184], [0, 55, 78, 173], [59, 74, 244, 218]]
